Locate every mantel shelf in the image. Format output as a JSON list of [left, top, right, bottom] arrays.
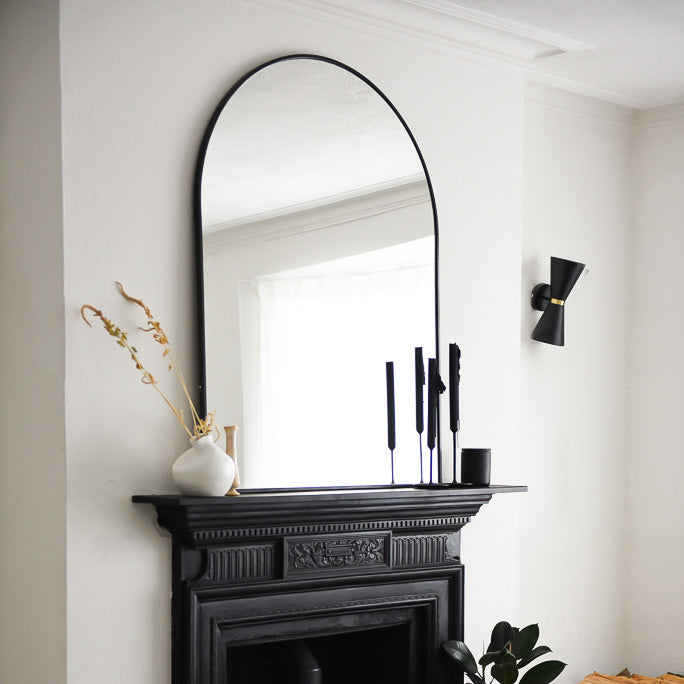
[[133, 485, 526, 547], [133, 484, 526, 507]]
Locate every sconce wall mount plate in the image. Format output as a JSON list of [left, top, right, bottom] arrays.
[[530, 283, 552, 311]]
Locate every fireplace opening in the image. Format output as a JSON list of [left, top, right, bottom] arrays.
[[227, 623, 411, 684]]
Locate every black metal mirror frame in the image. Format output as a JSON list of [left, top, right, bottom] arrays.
[[192, 54, 443, 486]]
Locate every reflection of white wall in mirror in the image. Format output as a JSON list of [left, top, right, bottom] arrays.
[[239, 237, 435, 488], [203, 189, 435, 487], [201, 59, 425, 228]]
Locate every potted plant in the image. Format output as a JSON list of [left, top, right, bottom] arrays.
[[442, 621, 566, 684]]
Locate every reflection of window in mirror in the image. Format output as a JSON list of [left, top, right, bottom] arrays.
[[239, 237, 434, 488], [203, 176, 435, 488]]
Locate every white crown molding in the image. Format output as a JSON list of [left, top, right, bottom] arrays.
[[525, 70, 645, 110], [525, 82, 635, 131], [399, 0, 595, 56], [203, 177, 431, 251], [245, 0, 576, 67], [635, 104, 684, 132], [245, 0, 652, 109]]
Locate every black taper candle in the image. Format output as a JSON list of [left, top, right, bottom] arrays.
[[449, 343, 461, 485], [386, 361, 396, 484], [449, 343, 461, 432], [427, 358, 437, 449], [427, 358, 437, 483], [415, 347, 425, 483], [415, 347, 424, 433]]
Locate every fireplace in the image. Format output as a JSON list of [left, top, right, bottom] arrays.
[[228, 627, 409, 684], [134, 485, 523, 683], [211, 574, 454, 683], [189, 569, 460, 683]]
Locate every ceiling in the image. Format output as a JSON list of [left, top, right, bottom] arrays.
[[404, 0, 684, 109]]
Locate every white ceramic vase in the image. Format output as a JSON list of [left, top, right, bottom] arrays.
[[172, 434, 236, 496]]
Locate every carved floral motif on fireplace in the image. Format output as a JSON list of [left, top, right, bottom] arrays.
[[288, 534, 387, 570]]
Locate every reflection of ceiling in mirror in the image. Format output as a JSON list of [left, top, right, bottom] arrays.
[[201, 59, 426, 229]]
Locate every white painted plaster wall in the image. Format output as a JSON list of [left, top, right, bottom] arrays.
[[625, 106, 684, 674], [57, 1, 525, 681], [520, 83, 634, 680], [0, 2, 67, 683]]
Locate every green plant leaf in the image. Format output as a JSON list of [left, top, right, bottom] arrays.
[[517, 646, 552, 669], [497, 652, 517, 666], [519, 660, 567, 684], [511, 624, 539, 660], [442, 641, 479, 675], [466, 674, 486, 684], [488, 621, 515, 652], [480, 650, 505, 668], [492, 661, 519, 684]]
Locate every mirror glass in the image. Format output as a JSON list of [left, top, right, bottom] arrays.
[[197, 56, 437, 489]]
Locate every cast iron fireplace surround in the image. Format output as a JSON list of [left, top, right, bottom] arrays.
[[134, 485, 524, 683]]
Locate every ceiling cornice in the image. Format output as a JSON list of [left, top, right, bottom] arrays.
[[399, 0, 594, 56], [635, 103, 684, 132], [247, 0, 565, 65], [525, 82, 635, 131], [526, 70, 645, 110], [247, 0, 644, 108]]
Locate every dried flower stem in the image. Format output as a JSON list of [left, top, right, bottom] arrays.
[[114, 283, 210, 436], [81, 284, 215, 439]]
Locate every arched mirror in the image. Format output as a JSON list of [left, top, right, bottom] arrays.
[[194, 55, 439, 490]]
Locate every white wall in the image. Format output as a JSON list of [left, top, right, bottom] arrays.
[[57, 1, 525, 681], [520, 83, 634, 680], [0, 2, 67, 683], [625, 106, 684, 673]]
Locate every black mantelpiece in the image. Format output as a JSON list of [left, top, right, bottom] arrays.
[[134, 486, 525, 684]]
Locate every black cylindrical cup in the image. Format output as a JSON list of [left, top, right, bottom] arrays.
[[460, 448, 491, 486]]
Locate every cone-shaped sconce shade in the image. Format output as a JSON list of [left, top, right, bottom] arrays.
[[531, 256, 585, 346], [531, 300, 565, 345]]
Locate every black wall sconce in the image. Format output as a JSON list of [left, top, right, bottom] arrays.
[[530, 256, 585, 346]]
